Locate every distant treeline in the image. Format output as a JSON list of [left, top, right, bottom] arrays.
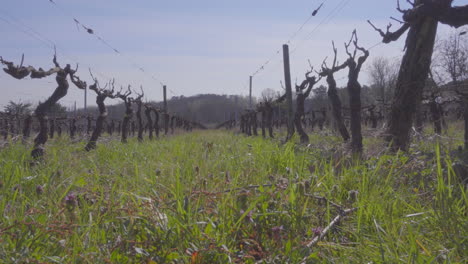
[[75, 94, 253, 126], [74, 86, 381, 126]]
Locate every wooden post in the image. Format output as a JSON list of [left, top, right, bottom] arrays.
[[84, 85, 87, 113], [283, 44, 294, 140], [163, 85, 168, 112], [163, 85, 169, 135], [249, 76, 253, 109]]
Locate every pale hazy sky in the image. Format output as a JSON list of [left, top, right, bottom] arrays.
[[0, 0, 466, 109]]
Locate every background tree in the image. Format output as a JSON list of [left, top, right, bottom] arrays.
[[3, 101, 32, 116], [308, 85, 328, 108], [36, 102, 67, 117], [368, 57, 399, 118], [261, 88, 277, 103], [3, 101, 32, 136], [435, 30, 468, 83]]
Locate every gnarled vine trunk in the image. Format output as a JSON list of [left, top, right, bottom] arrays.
[[145, 106, 153, 140], [348, 79, 363, 152], [153, 110, 160, 138], [327, 75, 350, 141], [32, 67, 71, 158], [121, 106, 132, 143], [464, 100, 468, 150], [22, 114, 32, 141], [86, 94, 108, 151], [136, 101, 144, 142], [386, 17, 439, 150], [49, 119, 55, 139]]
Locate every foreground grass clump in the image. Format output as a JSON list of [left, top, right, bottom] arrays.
[[0, 130, 466, 263]]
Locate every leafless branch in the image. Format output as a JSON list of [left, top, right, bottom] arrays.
[[301, 207, 358, 253], [20, 54, 24, 68], [390, 16, 405, 24], [367, 20, 410, 43], [70, 73, 87, 90], [332, 41, 338, 68]]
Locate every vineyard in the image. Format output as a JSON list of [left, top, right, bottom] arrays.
[[1, 0, 468, 263]]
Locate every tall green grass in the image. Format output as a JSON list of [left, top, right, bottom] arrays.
[[0, 130, 466, 263]]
